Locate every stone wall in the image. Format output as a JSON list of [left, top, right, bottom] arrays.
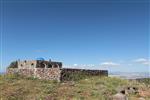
[[7, 68, 108, 81], [60, 68, 108, 81], [35, 68, 61, 81], [18, 60, 37, 69], [7, 68, 61, 81]]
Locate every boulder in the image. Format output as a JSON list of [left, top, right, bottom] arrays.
[[112, 93, 128, 100]]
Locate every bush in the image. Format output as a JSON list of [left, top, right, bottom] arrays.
[[62, 72, 89, 81], [137, 78, 150, 85], [8, 61, 18, 68], [26, 76, 38, 80]]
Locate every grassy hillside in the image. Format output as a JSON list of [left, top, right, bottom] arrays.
[[0, 74, 150, 100]]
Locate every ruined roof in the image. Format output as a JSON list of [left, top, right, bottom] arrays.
[[37, 60, 62, 67]]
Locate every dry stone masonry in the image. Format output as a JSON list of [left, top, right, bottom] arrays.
[[7, 59, 108, 81]]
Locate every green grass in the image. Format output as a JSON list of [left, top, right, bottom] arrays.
[[136, 78, 150, 85], [0, 74, 150, 100]]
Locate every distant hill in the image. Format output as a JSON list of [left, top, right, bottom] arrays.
[[0, 72, 5, 75], [109, 72, 150, 79]]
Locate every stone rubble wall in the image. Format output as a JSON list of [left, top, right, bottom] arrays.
[[7, 68, 108, 81], [35, 68, 61, 81], [7, 68, 19, 74], [7, 68, 61, 81], [60, 68, 108, 81]]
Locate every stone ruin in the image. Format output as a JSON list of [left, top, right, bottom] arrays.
[[7, 58, 108, 81]]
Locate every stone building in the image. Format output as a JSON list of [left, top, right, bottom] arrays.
[[7, 58, 108, 81], [17, 59, 62, 69]]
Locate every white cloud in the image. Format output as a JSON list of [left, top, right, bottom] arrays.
[[73, 64, 78, 66], [100, 61, 120, 67], [134, 58, 150, 65], [87, 64, 95, 67], [134, 58, 147, 62]]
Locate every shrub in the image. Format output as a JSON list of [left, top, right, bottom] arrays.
[[8, 61, 18, 68], [62, 72, 89, 81], [137, 78, 150, 85]]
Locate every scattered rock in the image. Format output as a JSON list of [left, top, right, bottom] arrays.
[[112, 93, 128, 100], [85, 79, 88, 81], [126, 86, 139, 94], [138, 97, 145, 100], [69, 81, 75, 86], [138, 90, 150, 97]]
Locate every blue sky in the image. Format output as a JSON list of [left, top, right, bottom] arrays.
[[0, 0, 149, 72]]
